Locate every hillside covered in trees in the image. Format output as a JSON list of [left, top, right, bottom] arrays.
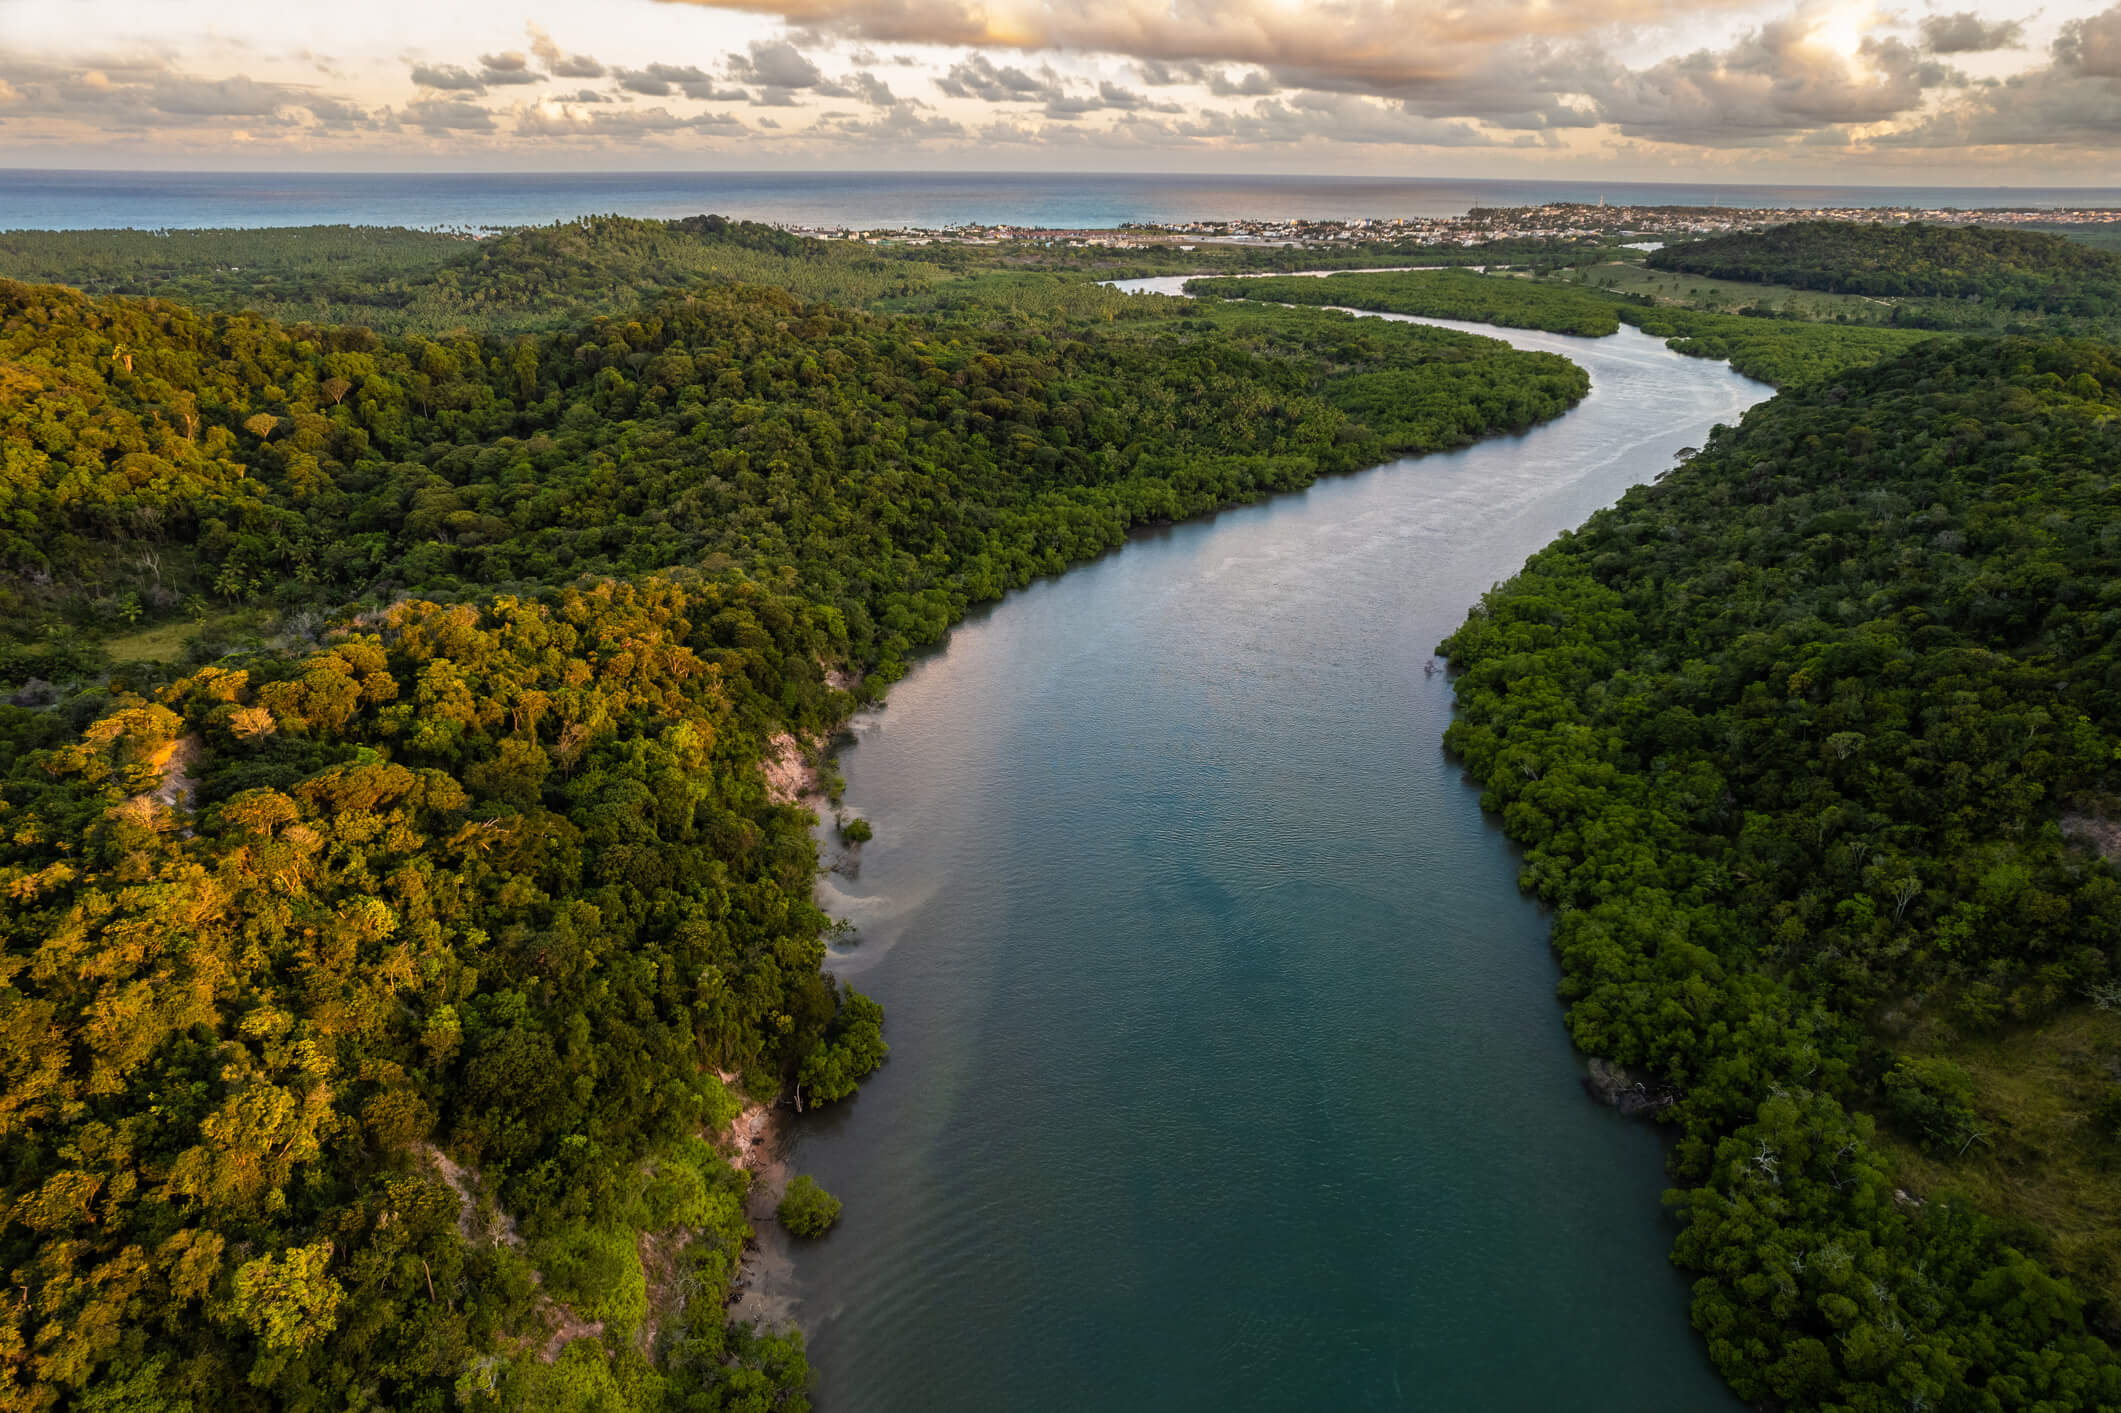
[[1441, 336, 2121, 1408], [1650, 222, 2121, 317], [0, 271, 1584, 643], [12, 211, 2121, 1412], [0, 218, 1623, 339], [0, 257, 1588, 1410]]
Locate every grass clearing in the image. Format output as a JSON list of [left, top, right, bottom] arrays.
[[97, 617, 204, 664], [1561, 260, 1901, 323], [99, 608, 258, 664], [1882, 1005, 2121, 1323]]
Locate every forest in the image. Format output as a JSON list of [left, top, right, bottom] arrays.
[[1649, 222, 2121, 316], [10, 209, 2121, 1411], [1190, 266, 1943, 386], [1441, 336, 2121, 1408], [0, 218, 1619, 338], [0, 234, 1589, 1411], [1186, 269, 1624, 337]]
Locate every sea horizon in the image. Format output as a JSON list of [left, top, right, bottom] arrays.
[[6, 166, 2121, 235]]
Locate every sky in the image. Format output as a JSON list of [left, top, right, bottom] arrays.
[[1, 0, 2118, 182]]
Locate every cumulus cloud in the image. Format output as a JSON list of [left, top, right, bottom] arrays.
[[1918, 12, 2025, 54], [402, 95, 496, 131], [848, 71, 901, 104], [657, 0, 1762, 93], [1888, 3, 2121, 145], [613, 63, 747, 99], [1207, 68, 1279, 97], [2055, 3, 2121, 76], [819, 104, 966, 139], [1592, 19, 1953, 143], [727, 39, 825, 88], [148, 74, 311, 117], [2, 0, 2110, 162], [1096, 79, 1182, 111], [527, 26, 607, 78], [1147, 89, 1511, 146], [1135, 59, 1206, 86], [934, 54, 1062, 101], [0, 52, 380, 137], [476, 52, 545, 85], [302, 94, 371, 124], [516, 102, 742, 136], [410, 63, 488, 93]]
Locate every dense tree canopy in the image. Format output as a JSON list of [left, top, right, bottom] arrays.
[[0, 273, 1585, 649], [1650, 222, 2121, 316], [1187, 266, 1945, 387], [1614, 305, 1942, 387], [13, 211, 2120, 1412], [1185, 269, 1624, 337], [0, 253, 1589, 1410], [1441, 336, 2121, 1408], [0, 218, 1626, 339]]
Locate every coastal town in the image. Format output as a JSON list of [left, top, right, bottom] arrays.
[[784, 200, 2121, 250]]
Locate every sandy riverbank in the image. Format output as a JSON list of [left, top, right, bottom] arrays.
[[724, 1095, 802, 1328]]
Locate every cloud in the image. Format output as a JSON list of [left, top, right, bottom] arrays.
[[148, 74, 311, 117], [849, 70, 901, 104], [613, 63, 747, 99], [1887, 4, 2121, 145], [1591, 18, 1953, 143], [527, 25, 606, 78], [1207, 68, 1279, 97], [656, 0, 1764, 96], [402, 96, 497, 131], [302, 94, 371, 124], [934, 54, 1063, 101], [2055, 3, 2121, 77], [515, 102, 743, 136], [819, 105, 966, 139], [727, 39, 825, 88], [410, 63, 488, 93], [1096, 79, 1181, 111], [0, 53, 382, 136], [477, 52, 545, 85], [1136, 59, 1206, 86], [1918, 12, 2024, 54], [1146, 89, 1512, 146]]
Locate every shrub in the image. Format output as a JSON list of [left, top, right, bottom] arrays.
[[777, 1176, 841, 1238]]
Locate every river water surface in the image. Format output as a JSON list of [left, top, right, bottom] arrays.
[[777, 287, 1770, 1409]]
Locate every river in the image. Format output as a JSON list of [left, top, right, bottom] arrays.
[[770, 285, 1771, 1410]]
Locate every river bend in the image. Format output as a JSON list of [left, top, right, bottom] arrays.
[[777, 285, 1769, 1410]]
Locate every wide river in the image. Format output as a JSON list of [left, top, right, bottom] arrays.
[[776, 285, 1770, 1409]]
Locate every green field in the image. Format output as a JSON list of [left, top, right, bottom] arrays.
[[1563, 258, 1902, 322]]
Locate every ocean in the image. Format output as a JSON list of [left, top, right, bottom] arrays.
[[4, 167, 2120, 233]]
